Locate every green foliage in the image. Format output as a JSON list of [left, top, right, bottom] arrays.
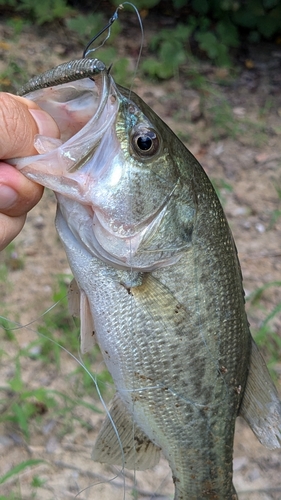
[[0, 460, 46, 485], [269, 184, 281, 228], [142, 15, 239, 78], [1, 242, 24, 271], [142, 24, 192, 79], [88, 46, 131, 86], [0, 0, 73, 25], [6, 17, 30, 35], [211, 178, 233, 206], [71, 351, 113, 397], [140, 0, 281, 76], [207, 97, 241, 138], [195, 18, 239, 66], [23, 274, 80, 368], [66, 13, 107, 46], [0, 0, 280, 73], [0, 58, 28, 93], [0, 274, 105, 447], [111, 0, 160, 8], [231, 0, 281, 39], [66, 14, 129, 84], [31, 475, 46, 487], [0, 339, 101, 442], [0, 317, 15, 341], [0, 359, 56, 439]]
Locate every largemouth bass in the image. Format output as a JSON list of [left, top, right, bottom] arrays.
[[10, 58, 281, 499]]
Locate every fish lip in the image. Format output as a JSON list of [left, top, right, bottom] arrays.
[[91, 69, 111, 122], [64, 70, 112, 172], [7, 68, 115, 173]]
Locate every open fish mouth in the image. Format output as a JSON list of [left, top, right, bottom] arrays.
[[9, 64, 119, 198], [8, 59, 187, 271]]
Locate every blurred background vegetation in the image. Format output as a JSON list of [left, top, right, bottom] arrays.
[[0, 0, 280, 77]]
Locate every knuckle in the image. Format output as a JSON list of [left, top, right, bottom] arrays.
[[0, 93, 35, 158]]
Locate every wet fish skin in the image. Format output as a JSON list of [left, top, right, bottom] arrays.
[[56, 204, 242, 499], [11, 60, 281, 500]]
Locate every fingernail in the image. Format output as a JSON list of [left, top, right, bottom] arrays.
[[0, 184, 18, 209], [29, 109, 60, 138]]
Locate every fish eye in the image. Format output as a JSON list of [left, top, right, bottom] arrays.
[[131, 128, 160, 157]]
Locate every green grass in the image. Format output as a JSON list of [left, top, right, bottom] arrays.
[[0, 273, 109, 417], [0, 58, 28, 93], [211, 178, 233, 206], [0, 274, 112, 497], [0, 459, 46, 486], [269, 184, 281, 229]]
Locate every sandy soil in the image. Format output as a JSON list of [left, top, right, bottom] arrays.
[[0, 14, 281, 500]]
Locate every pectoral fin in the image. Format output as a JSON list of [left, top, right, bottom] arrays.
[[239, 339, 281, 449], [68, 278, 80, 317], [92, 394, 161, 470], [68, 278, 96, 354]]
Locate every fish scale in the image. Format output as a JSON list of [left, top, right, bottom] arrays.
[[10, 57, 281, 499], [56, 210, 244, 498]]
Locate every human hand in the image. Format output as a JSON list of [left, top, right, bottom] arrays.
[[0, 93, 59, 251]]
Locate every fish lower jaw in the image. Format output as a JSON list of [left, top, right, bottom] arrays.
[[88, 219, 180, 271]]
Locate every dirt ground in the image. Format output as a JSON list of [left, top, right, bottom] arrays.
[[0, 12, 281, 500]]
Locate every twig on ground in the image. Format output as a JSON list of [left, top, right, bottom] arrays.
[[53, 460, 167, 497]]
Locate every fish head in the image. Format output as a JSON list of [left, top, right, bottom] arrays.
[[12, 61, 196, 270]]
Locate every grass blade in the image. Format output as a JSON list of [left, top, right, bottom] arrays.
[[0, 459, 46, 485]]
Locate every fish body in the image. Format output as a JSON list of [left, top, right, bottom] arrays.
[[12, 59, 281, 499]]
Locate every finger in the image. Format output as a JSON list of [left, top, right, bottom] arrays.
[[0, 162, 43, 217], [0, 212, 26, 251], [0, 92, 59, 159]]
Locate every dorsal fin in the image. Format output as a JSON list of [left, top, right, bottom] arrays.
[[92, 393, 161, 470], [239, 339, 281, 449]]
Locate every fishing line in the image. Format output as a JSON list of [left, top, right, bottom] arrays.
[[74, 354, 126, 500], [113, 5, 145, 493], [6, 6, 147, 498], [0, 311, 126, 495], [83, 6, 122, 58], [114, 7, 145, 493], [119, 2, 144, 98], [1, 291, 127, 488], [0, 298, 66, 331], [84, 4, 145, 495], [83, 3, 144, 99]]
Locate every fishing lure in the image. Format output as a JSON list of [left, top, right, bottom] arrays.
[[17, 58, 106, 96]]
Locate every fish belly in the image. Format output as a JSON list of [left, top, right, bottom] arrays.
[[56, 207, 244, 499]]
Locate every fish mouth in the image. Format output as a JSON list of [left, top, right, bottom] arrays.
[[8, 64, 184, 271], [8, 68, 119, 193]]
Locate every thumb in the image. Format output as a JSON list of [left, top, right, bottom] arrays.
[[0, 92, 59, 159]]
